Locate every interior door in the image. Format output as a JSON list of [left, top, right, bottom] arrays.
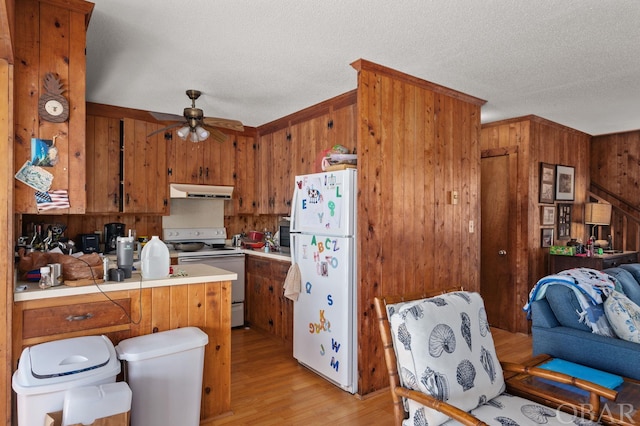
[[481, 151, 517, 331]]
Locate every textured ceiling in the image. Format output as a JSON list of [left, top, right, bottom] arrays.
[[86, 1, 640, 135]]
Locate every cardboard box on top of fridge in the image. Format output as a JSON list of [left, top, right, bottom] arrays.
[[44, 411, 129, 426]]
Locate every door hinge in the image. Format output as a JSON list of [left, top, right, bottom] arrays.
[[167, 168, 173, 176]]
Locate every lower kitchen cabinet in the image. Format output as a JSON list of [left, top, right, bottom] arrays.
[[13, 280, 232, 421], [245, 256, 293, 345]]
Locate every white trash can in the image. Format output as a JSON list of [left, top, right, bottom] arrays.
[[12, 335, 121, 426], [62, 382, 132, 425], [115, 327, 209, 426]]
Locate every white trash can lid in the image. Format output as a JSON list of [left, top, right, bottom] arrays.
[[116, 327, 208, 362], [12, 335, 120, 395]]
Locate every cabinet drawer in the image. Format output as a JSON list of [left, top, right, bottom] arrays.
[[22, 299, 131, 339], [602, 253, 638, 268]]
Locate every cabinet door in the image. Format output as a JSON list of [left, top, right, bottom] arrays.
[[290, 113, 330, 177], [233, 134, 258, 214], [272, 260, 293, 344], [329, 102, 357, 152], [246, 256, 278, 333], [86, 115, 120, 212], [122, 118, 168, 214], [167, 130, 205, 184], [202, 131, 235, 186], [257, 127, 292, 214]]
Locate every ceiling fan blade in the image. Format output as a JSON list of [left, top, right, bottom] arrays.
[[203, 125, 229, 143], [202, 116, 244, 132], [149, 111, 185, 122], [147, 122, 184, 137]]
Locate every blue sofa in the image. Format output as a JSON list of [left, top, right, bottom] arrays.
[[530, 264, 640, 380]]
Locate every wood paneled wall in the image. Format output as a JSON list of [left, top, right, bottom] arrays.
[[1, 57, 13, 425], [480, 116, 590, 333], [352, 59, 485, 394], [591, 130, 640, 250]]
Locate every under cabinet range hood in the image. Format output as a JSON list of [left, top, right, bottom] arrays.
[[169, 183, 233, 200]]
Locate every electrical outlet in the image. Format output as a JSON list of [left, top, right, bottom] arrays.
[[469, 220, 475, 233]]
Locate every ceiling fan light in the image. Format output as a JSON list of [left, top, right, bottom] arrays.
[[190, 130, 200, 143], [176, 126, 190, 140], [196, 126, 210, 141]]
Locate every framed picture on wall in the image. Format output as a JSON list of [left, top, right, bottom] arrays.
[[539, 163, 555, 204], [557, 203, 572, 239], [555, 165, 575, 201], [541, 206, 555, 226], [541, 228, 554, 248]]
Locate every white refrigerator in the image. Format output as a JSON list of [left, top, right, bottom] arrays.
[[290, 169, 358, 394]]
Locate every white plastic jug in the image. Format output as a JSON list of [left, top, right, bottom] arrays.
[[140, 236, 170, 279]]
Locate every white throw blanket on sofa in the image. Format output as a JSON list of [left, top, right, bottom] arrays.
[[524, 267, 617, 336]]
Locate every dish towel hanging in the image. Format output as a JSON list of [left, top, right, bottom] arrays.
[[283, 263, 301, 301]]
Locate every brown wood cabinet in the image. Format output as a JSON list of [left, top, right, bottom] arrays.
[[245, 256, 293, 344], [255, 92, 357, 215], [232, 134, 258, 214], [122, 118, 168, 214], [167, 129, 236, 186], [549, 251, 639, 274], [85, 116, 168, 214], [13, 0, 93, 214], [86, 115, 121, 213], [257, 127, 292, 214], [13, 280, 233, 421]]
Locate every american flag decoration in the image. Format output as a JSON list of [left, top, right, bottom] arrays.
[[35, 189, 70, 211]]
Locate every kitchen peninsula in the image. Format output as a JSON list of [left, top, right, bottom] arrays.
[[13, 264, 236, 421]]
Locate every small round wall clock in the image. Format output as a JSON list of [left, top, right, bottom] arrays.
[[38, 73, 69, 123]]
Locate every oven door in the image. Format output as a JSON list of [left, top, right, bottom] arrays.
[[178, 254, 245, 327]]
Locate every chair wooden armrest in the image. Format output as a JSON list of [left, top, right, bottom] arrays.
[[394, 386, 489, 426], [501, 361, 618, 415]]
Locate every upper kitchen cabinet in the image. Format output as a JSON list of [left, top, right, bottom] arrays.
[[255, 91, 357, 215], [167, 130, 235, 186], [256, 126, 292, 214], [232, 133, 258, 214], [86, 114, 120, 213], [122, 118, 168, 214], [13, 0, 94, 214], [289, 91, 357, 178], [85, 106, 168, 215]]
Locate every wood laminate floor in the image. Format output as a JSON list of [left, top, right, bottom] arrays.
[[209, 327, 533, 425]]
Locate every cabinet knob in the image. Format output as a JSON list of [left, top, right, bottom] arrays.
[[498, 250, 507, 256]]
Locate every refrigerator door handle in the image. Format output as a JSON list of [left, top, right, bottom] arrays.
[[290, 179, 300, 231], [290, 233, 298, 265]]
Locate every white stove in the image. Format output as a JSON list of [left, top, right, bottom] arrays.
[[163, 227, 246, 327], [163, 227, 239, 257]]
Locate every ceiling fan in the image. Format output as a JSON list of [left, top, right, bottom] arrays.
[[148, 90, 244, 143]]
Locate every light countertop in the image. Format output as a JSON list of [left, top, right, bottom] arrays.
[[167, 247, 292, 262], [14, 263, 237, 302]]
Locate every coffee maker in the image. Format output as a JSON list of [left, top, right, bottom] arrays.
[[104, 223, 125, 254]]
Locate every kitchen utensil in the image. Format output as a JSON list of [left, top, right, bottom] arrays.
[[173, 242, 205, 252]]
